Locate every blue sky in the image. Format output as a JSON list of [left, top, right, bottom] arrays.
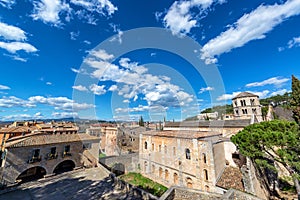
[[0, 0, 300, 121]]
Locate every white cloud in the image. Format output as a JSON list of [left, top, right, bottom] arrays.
[[70, 31, 79, 40], [71, 0, 117, 16], [0, 96, 35, 108], [89, 49, 114, 61], [201, 0, 300, 64], [0, 22, 26, 41], [72, 85, 88, 91], [162, 0, 224, 35], [46, 82, 52, 85], [270, 89, 289, 96], [31, 0, 72, 25], [0, 84, 10, 90], [0, 41, 37, 53], [1, 114, 32, 121], [51, 111, 78, 118], [108, 85, 118, 91], [199, 86, 214, 93], [0, 0, 15, 8], [89, 84, 106, 95], [246, 77, 289, 87], [288, 36, 300, 48]]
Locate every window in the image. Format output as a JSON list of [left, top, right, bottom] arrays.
[[202, 153, 207, 164], [152, 143, 155, 151], [186, 177, 193, 188], [158, 145, 161, 152], [234, 101, 237, 106], [159, 167, 163, 178], [64, 145, 70, 153], [50, 147, 56, 154], [63, 145, 71, 157], [144, 161, 148, 172], [185, 148, 191, 160], [235, 110, 239, 115], [165, 169, 169, 180], [164, 145, 167, 154], [252, 108, 257, 114], [33, 149, 40, 158], [173, 173, 178, 184], [152, 164, 155, 174], [204, 169, 208, 181], [250, 99, 255, 106], [144, 141, 148, 150], [173, 147, 176, 156], [83, 143, 92, 149]]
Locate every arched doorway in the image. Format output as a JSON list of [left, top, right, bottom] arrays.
[[53, 160, 75, 174], [17, 166, 46, 183], [111, 163, 125, 176]]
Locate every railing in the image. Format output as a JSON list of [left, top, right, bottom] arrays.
[[46, 153, 58, 160], [28, 156, 42, 163]]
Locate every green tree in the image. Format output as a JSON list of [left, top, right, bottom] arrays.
[[139, 116, 144, 126], [231, 120, 300, 196], [291, 75, 300, 125]]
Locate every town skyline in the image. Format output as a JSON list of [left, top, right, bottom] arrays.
[[0, 0, 300, 121]]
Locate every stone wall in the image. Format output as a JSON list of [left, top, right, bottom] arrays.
[[99, 153, 139, 173]]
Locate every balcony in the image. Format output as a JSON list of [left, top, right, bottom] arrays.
[[62, 152, 72, 158], [46, 153, 58, 160], [28, 156, 42, 164]]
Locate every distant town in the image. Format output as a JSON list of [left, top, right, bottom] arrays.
[[1, 76, 299, 200]]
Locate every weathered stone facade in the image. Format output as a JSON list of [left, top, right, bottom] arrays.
[[1, 133, 100, 184], [139, 131, 227, 193]]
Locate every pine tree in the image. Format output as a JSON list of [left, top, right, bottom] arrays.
[[291, 75, 300, 124], [139, 116, 144, 126]]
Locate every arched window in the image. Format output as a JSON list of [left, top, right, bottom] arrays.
[[204, 169, 208, 181], [205, 185, 210, 192], [144, 161, 148, 172], [173, 173, 178, 184], [202, 153, 207, 164], [159, 167, 163, 178], [165, 169, 169, 180], [152, 164, 155, 174], [185, 148, 191, 160], [186, 177, 193, 188], [152, 143, 155, 151], [144, 141, 147, 150]]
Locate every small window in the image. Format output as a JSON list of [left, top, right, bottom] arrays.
[[203, 153, 207, 164], [50, 147, 56, 154], [185, 148, 191, 160], [64, 145, 70, 153], [33, 149, 40, 158], [152, 143, 155, 151], [165, 169, 169, 180], [173, 147, 176, 156], [144, 141, 148, 150], [204, 169, 208, 181], [83, 143, 92, 149], [164, 145, 167, 154], [158, 145, 161, 152]]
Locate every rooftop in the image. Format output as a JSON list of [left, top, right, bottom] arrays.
[[142, 130, 222, 139], [216, 166, 244, 191], [164, 119, 251, 128], [5, 133, 100, 148], [232, 92, 258, 100]]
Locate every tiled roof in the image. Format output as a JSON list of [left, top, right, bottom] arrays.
[[142, 130, 222, 139], [5, 133, 100, 148], [0, 126, 36, 133], [216, 166, 244, 191], [232, 92, 258, 100], [164, 119, 251, 128]]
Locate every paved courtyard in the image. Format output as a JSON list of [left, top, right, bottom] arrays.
[[0, 167, 145, 200]]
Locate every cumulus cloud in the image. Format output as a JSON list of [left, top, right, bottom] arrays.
[[288, 36, 300, 48], [0, 41, 37, 53], [201, 0, 300, 64], [199, 86, 214, 94], [51, 111, 78, 118], [84, 49, 196, 110], [270, 89, 289, 96], [162, 0, 225, 36], [0, 0, 15, 8], [71, 0, 117, 16], [0, 22, 26, 41], [108, 85, 118, 91], [89, 84, 106, 95], [72, 85, 88, 91], [0, 96, 35, 108], [246, 77, 289, 87], [0, 84, 10, 90], [31, 0, 72, 25]]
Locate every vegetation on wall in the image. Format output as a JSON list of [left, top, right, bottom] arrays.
[[291, 75, 300, 125]]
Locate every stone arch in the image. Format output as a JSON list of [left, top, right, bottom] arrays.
[[173, 173, 178, 185], [186, 177, 193, 188], [53, 160, 75, 174], [111, 163, 125, 176], [16, 166, 47, 183]]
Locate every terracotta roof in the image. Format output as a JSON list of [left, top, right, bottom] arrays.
[[5, 133, 100, 148], [0, 126, 36, 133], [216, 166, 244, 191], [232, 92, 258, 100], [164, 119, 251, 128], [142, 130, 222, 139]]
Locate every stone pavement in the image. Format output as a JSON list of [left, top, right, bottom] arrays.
[[0, 167, 145, 200]]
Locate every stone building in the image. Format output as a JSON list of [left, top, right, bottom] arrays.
[[0, 122, 100, 185], [139, 130, 231, 193], [86, 123, 119, 156], [232, 92, 263, 122]]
